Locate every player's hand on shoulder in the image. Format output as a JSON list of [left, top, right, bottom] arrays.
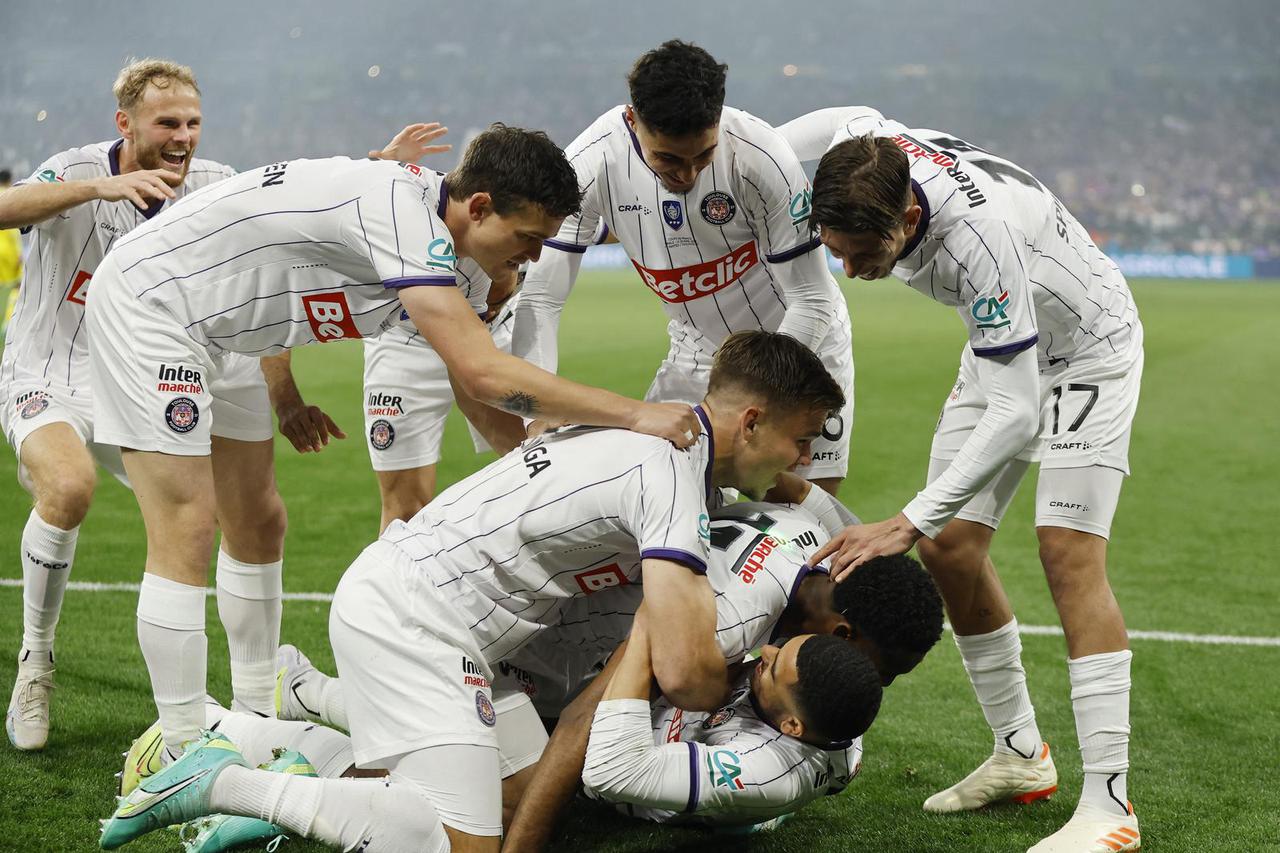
[[630, 401, 701, 449], [370, 122, 451, 163], [813, 513, 922, 581], [275, 400, 348, 454], [94, 169, 179, 208]]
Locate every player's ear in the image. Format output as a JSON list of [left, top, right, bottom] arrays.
[[740, 405, 762, 440], [467, 192, 493, 222], [903, 203, 923, 237], [778, 713, 804, 738], [115, 109, 131, 140], [832, 620, 853, 641]]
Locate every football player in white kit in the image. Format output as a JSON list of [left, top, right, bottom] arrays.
[[83, 126, 703, 776], [100, 331, 845, 853], [513, 41, 856, 495], [788, 107, 1144, 853], [0, 59, 243, 751]]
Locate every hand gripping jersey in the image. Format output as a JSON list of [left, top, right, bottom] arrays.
[[378, 407, 716, 667], [514, 106, 852, 376], [95, 158, 488, 357], [799, 108, 1138, 369], [583, 674, 862, 826], [0, 140, 235, 394]]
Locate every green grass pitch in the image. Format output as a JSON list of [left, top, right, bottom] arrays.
[[1, 274, 1277, 851]]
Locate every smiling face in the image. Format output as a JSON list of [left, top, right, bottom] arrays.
[[116, 81, 202, 181], [626, 107, 718, 194], [732, 405, 829, 499], [462, 196, 563, 281], [749, 636, 808, 735]]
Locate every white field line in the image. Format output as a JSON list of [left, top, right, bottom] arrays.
[[3, 578, 1279, 648]]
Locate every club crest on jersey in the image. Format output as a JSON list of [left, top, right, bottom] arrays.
[[475, 690, 497, 727], [662, 200, 684, 230], [165, 397, 199, 433], [971, 290, 1012, 330], [702, 706, 736, 729], [708, 749, 745, 790], [18, 393, 49, 420], [700, 191, 736, 225], [369, 419, 395, 450]]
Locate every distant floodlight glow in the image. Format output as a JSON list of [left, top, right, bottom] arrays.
[[368, 65, 381, 78], [1131, 183, 1146, 197], [36, 110, 47, 122], [782, 64, 798, 77], [289, 26, 302, 39]]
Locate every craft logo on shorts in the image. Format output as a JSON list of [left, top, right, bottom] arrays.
[[157, 363, 204, 395], [475, 690, 497, 727], [702, 706, 736, 730], [573, 563, 629, 595], [971, 290, 1012, 330], [662, 199, 684, 230], [462, 656, 490, 689], [700, 191, 737, 225], [164, 397, 199, 433], [17, 391, 50, 420], [369, 419, 395, 450], [736, 535, 780, 585], [632, 241, 759, 304], [708, 749, 745, 790], [302, 292, 361, 342]]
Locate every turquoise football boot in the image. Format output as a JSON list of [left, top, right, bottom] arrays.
[[178, 748, 318, 853]]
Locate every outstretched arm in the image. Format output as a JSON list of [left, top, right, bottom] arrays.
[[0, 170, 180, 229]]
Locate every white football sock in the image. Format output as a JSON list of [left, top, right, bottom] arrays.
[[207, 703, 355, 778], [20, 509, 78, 653], [1070, 649, 1132, 816], [210, 770, 450, 853], [954, 619, 1043, 759], [137, 573, 208, 755], [216, 551, 282, 716]]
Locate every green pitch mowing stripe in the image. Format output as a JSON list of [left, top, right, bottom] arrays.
[[1, 277, 1278, 852]]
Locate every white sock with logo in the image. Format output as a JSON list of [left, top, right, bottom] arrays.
[[210, 771, 449, 853], [20, 509, 78, 655], [1070, 649, 1133, 816], [136, 573, 208, 755], [216, 551, 282, 716], [954, 619, 1043, 759], [291, 668, 349, 731]]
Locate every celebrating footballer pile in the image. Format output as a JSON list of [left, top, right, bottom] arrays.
[[0, 39, 1146, 853]]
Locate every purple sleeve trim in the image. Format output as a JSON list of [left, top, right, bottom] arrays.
[[640, 548, 708, 575], [765, 235, 821, 264], [382, 275, 458, 290], [971, 334, 1038, 357], [684, 742, 700, 812], [595, 222, 610, 244], [543, 237, 588, 254]]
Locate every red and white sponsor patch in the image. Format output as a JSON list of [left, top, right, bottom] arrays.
[[632, 241, 759, 304], [573, 563, 629, 594], [66, 270, 91, 305], [302, 292, 360, 342]]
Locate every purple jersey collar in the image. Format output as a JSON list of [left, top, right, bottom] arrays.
[[109, 138, 167, 220], [896, 179, 931, 262]]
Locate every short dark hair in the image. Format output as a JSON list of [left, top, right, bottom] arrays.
[[448, 124, 582, 220], [833, 554, 944, 655], [794, 635, 882, 742], [811, 134, 912, 240], [627, 40, 727, 137], [707, 330, 845, 417]]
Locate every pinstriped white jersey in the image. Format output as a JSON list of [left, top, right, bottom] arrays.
[[507, 502, 829, 699], [380, 407, 716, 667], [0, 140, 235, 395], [821, 109, 1138, 367], [585, 675, 861, 826], [97, 157, 486, 357], [517, 106, 850, 374]]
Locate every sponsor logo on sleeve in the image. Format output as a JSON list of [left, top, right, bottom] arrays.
[[970, 290, 1012, 330], [698, 512, 711, 541], [572, 563, 629, 595], [475, 690, 497, 727], [369, 419, 395, 450], [164, 397, 199, 433], [789, 188, 812, 226], [425, 239, 456, 272], [700, 191, 737, 225], [37, 169, 64, 183], [301, 292, 361, 342], [708, 749, 745, 790], [661, 200, 684, 230], [631, 241, 759, 304]]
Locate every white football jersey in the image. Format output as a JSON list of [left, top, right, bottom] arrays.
[[515, 106, 851, 374], [585, 674, 861, 826], [98, 158, 487, 357], [0, 140, 235, 394], [380, 407, 716, 666], [815, 108, 1138, 367]]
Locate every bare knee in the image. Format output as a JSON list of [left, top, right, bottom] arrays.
[[34, 464, 97, 528], [1038, 526, 1108, 599], [918, 521, 993, 577], [377, 467, 436, 526]]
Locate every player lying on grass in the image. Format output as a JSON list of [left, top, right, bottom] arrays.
[[100, 330, 844, 853], [105, 502, 943, 852], [782, 106, 1145, 853]]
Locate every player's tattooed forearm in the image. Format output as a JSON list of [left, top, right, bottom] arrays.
[[499, 391, 540, 417]]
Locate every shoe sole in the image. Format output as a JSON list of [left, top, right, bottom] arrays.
[[1009, 784, 1058, 805]]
